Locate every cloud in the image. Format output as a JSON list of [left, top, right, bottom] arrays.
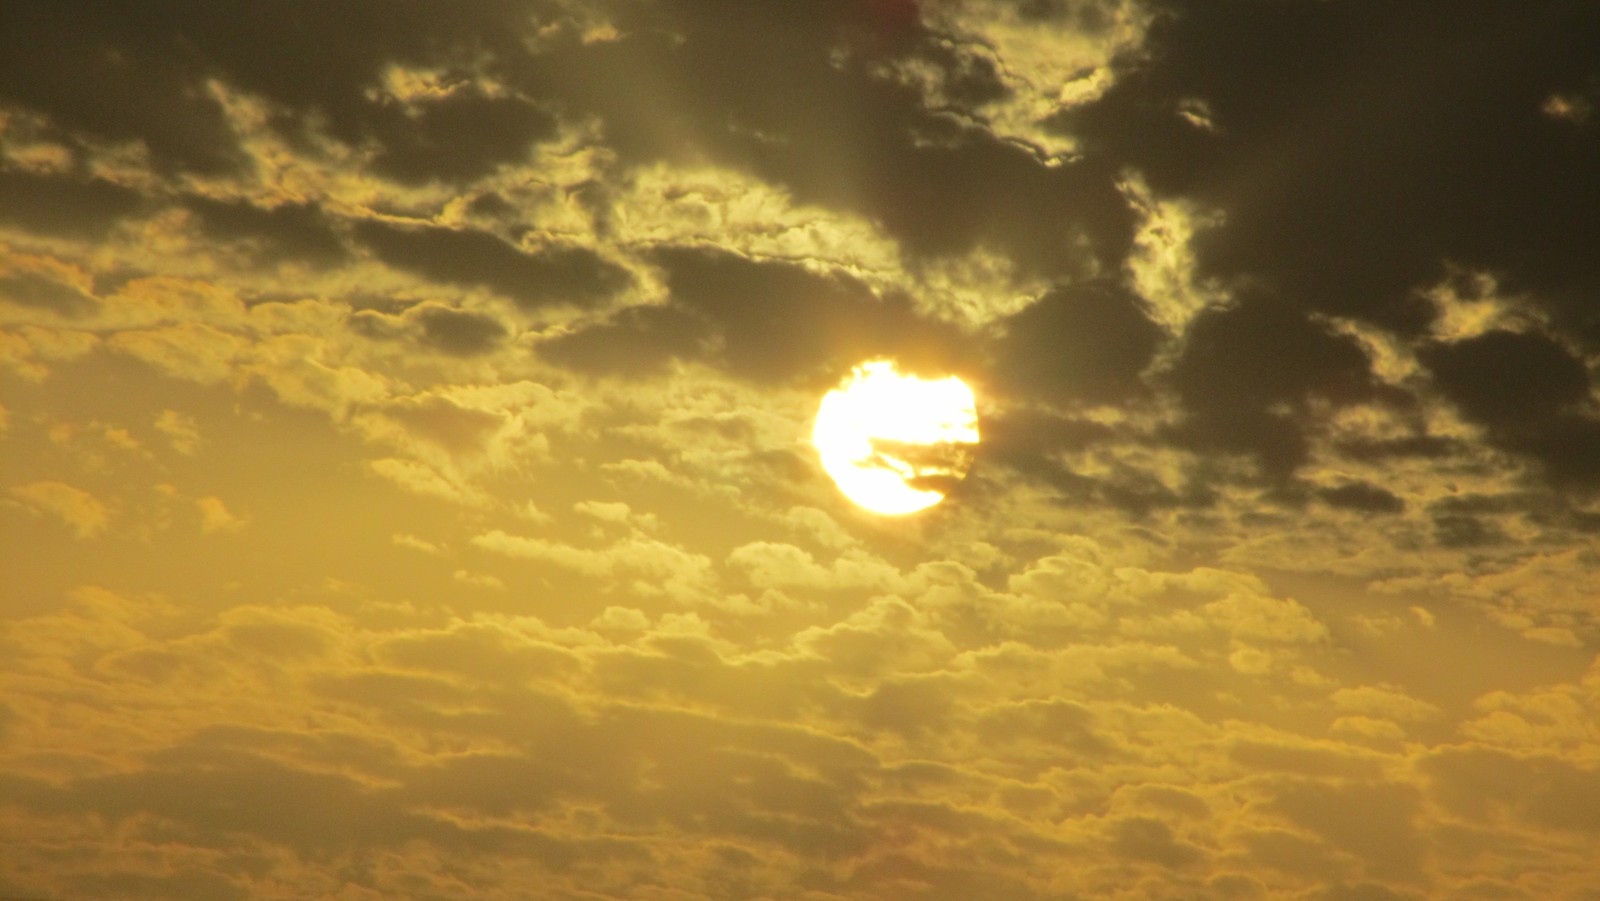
[[0, 169, 145, 239], [471, 528, 714, 602], [988, 279, 1165, 406], [1165, 295, 1378, 477], [354, 218, 630, 310], [367, 458, 486, 507], [181, 196, 348, 268], [196, 495, 245, 534], [154, 409, 202, 455], [547, 245, 965, 385], [411, 304, 509, 356], [106, 322, 245, 384], [1422, 746, 1600, 836], [5, 3, 1600, 899], [9, 480, 108, 537], [0, 269, 98, 317]]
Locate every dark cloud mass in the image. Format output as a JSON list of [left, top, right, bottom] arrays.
[[1066, 0, 1600, 333], [183, 196, 347, 267], [4, 2, 1600, 900], [1166, 296, 1378, 477], [0, 169, 144, 239], [991, 281, 1164, 405], [649, 246, 964, 383], [355, 219, 630, 310]]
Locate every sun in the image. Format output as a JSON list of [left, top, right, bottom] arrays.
[[812, 359, 979, 515]]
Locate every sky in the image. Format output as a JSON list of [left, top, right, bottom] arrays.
[[2, 1, 1600, 899]]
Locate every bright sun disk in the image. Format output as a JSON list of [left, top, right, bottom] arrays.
[[812, 359, 979, 515]]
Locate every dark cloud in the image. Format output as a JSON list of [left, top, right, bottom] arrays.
[[68, 867, 249, 901], [1334, 434, 1459, 463], [1061, 0, 1600, 339], [978, 408, 1217, 516], [183, 196, 347, 267], [1431, 514, 1506, 549], [1112, 816, 1204, 869], [1421, 330, 1590, 429], [1317, 481, 1404, 514], [365, 91, 559, 186], [1423, 747, 1600, 835], [989, 280, 1165, 406], [0, 4, 240, 174], [521, 1, 1136, 278], [1421, 329, 1600, 486], [0, 0, 559, 181], [1165, 296, 1377, 477], [0, 271, 98, 317], [8, 3, 1600, 900], [1270, 781, 1425, 879], [1525, 416, 1600, 487], [538, 302, 712, 378], [545, 246, 964, 384], [354, 219, 629, 310], [0, 169, 143, 238], [413, 305, 508, 356], [653, 246, 964, 384]]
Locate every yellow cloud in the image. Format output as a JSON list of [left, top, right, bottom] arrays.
[[9, 480, 109, 537]]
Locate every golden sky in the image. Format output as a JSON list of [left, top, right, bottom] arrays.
[[3, 2, 1600, 899]]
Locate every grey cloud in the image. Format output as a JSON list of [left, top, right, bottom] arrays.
[[0, 4, 240, 174], [1422, 746, 1600, 835], [1112, 816, 1205, 869], [1421, 329, 1600, 487], [1165, 296, 1379, 478], [652, 245, 965, 384], [1421, 330, 1590, 429], [1269, 780, 1425, 879], [522, 1, 1136, 279], [0, 169, 144, 238], [374, 622, 582, 685], [1230, 741, 1384, 780], [182, 196, 347, 267], [537, 301, 713, 378], [1062, 1, 1600, 335], [363, 90, 558, 186], [976, 410, 1218, 518], [989, 280, 1165, 406], [0, 1, 558, 181], [1431, 514, 1507, 549], [547, 246, 964, 384], [0, 270, 98, 317], [1334, 434, 1459, 463], [973, 698, 1113, 761], [354, 219, 629, 310], [67, 867, 248, 901], [1245, 827, 1347, 880], [1317, 481, 1405, 514], [412, 305, 509, 356]]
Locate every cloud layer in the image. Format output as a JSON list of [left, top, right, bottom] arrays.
[[3, 1, 1599, 898]]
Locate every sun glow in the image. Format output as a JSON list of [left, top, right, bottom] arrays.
[[812, 360, 979, 515]]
